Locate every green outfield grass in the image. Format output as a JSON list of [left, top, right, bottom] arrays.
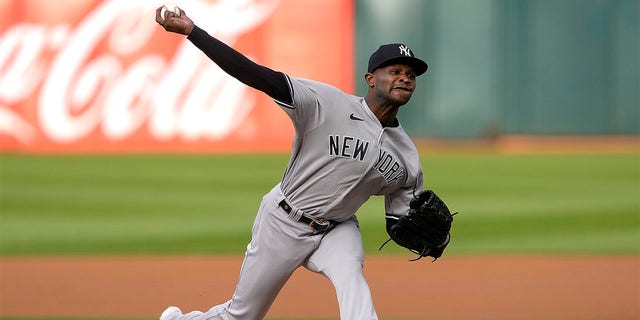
[[0, 152, 638, 256]]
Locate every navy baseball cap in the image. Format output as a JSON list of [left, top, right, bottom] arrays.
[[367, 43, 428, 76]]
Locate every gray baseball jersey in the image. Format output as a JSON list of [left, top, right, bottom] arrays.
[[277, 76, 424, 221]]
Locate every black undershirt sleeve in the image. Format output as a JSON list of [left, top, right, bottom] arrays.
[[187, 25, 293, 105]]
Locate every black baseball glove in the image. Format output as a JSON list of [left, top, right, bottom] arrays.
[[380, 190, 456, 261]]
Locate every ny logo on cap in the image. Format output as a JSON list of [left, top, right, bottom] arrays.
[[399, 45, 412, 57]]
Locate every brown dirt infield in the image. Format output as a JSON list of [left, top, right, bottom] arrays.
[[1, 255, 638, 319]]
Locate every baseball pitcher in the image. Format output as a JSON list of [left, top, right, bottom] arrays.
[[155, 5, 454, 320]]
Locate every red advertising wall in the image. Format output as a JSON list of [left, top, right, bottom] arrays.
[[0, 0, 354, 152]]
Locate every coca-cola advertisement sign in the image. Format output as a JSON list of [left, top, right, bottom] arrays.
[[0, 0, 353, 152]]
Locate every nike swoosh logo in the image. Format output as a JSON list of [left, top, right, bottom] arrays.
[[349, 113, 364, 121]]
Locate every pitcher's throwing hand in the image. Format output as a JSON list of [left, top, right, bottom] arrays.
[[155, 5, 449, 320]]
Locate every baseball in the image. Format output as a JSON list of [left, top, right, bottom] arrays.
[[160, 4, 180, 19]]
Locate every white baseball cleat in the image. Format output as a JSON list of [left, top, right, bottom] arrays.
[[160, 306, 182, 320]]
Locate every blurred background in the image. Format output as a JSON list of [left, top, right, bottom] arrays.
[[1, 0, 637, 152], [357, 0, 639, 139]]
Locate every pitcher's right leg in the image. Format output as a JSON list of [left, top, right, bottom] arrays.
[[304, 217, 378, 320]]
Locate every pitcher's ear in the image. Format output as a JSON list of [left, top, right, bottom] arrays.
[[364, 73, 375, 87]]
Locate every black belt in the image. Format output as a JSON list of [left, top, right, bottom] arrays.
[[278, 200, 337, 235]]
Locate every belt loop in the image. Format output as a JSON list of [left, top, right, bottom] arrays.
[[289, 206, 303, 222], [280, 198, 303, 222]]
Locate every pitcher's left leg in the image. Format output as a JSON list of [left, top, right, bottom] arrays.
[[304, 217, 378, 320]]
